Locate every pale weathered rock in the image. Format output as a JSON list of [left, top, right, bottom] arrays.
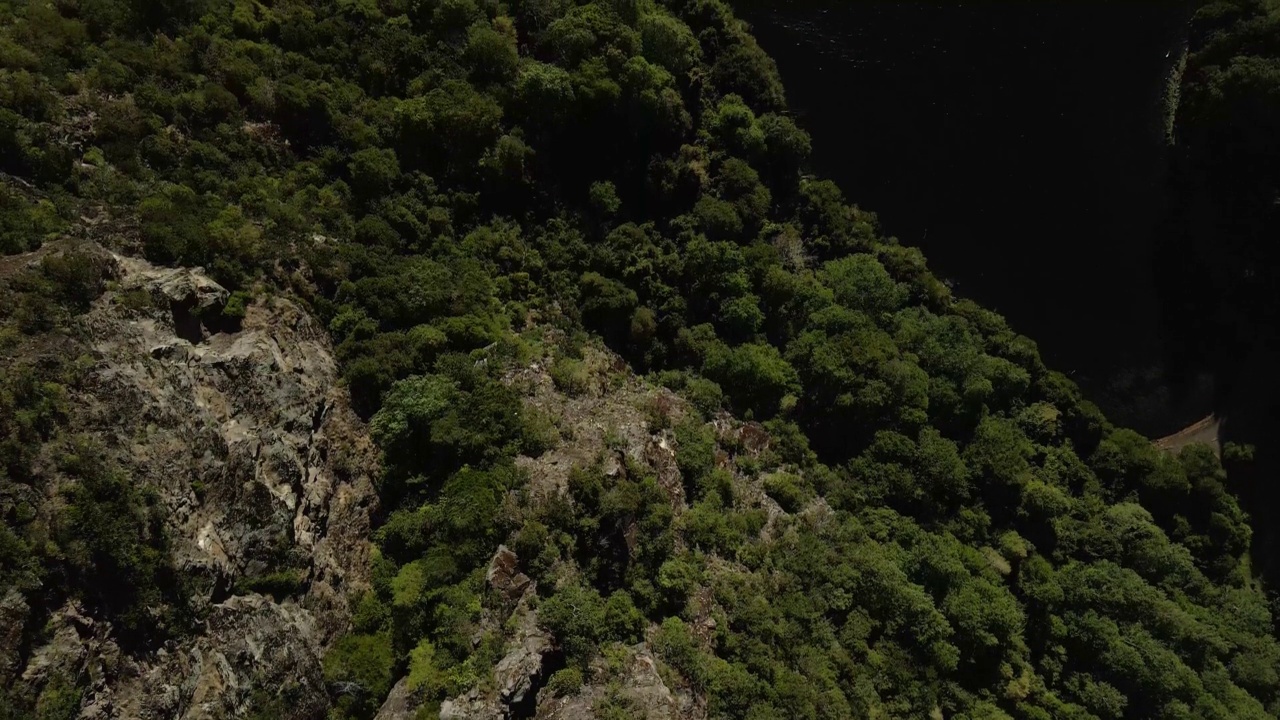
[[494, 619, 551, 708], [21, 607, 90, 687], [11, 250, 378, 718], [150, 266, 229, 311], [437, 697, 502, 720], [437, 592, 551, 720], [108, 595, 327, 720]]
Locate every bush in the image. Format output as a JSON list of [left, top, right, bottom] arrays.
[[57, 442, 184, 648], [550, 356, 590, 396], [762, 472, 808, 513], [34, 674, 80, 720], [520, 406, 561, 456], [682, 377, 724, 418], [221, 290, 251, 321], [653, 617, 703, 683], [233, 569, 307, 600], [546, 667, 584, 697], [0, 190, 62, 255], [40, 251, 108, 311], [674, 419, 717, 495], [540, 583, 606, 665], [603, 591, 645, 644], [323, 632, 395, 718]]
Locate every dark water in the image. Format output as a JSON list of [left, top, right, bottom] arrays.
[[735, 0, 1197, 435]]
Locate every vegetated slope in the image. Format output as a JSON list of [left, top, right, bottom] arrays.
[[1160, 0, 1280, 594], [0, 1, 1277, 719]]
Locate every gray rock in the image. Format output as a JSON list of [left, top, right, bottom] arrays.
[[150, 266, 229, 312], [374, 678, 425, 720], [12, 251, 378, 718], [437, 594, 550, 720], [110, 595, 328, 720]]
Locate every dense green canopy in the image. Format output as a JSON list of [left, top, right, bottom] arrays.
[[2, 0, 1278, 718]]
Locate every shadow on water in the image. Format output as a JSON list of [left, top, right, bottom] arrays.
[[733, 0, 1200, 436]]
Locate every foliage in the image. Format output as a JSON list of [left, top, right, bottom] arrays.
[[546, 666, 585, 697], [233, 568, 308, 601], [55, 440, 190, 648], [1163, 0, 1280, 595], [550, 356, 591, 396], [1, 0, 1278, 718], [34, 675, 81, 720], [324, 632, 396, 719], [0, 252, 200, 713]]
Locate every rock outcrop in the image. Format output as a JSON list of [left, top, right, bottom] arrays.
[[539, 646, 689, 720], [102, 596, 330, 720], [413, 547, 553, 720], [432, 347, 709, 720], [7, 247, 378, 718]]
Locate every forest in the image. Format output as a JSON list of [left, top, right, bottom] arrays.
[[2, 0, 1280, 718], [1160, 0, 1280, 592]]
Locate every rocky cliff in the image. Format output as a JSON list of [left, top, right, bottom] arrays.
[[3, 243, 723, 720], [369, 343, 798, 720], [0, 242, 378, 718]]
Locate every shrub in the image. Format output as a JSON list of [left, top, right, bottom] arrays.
[[34, 674, 80, 720], [682, 377, 724, 418], [653, 617, 703, 683], [762, 472, 808, 513], [550, 356, 590, 396], [233, 569, 307, 600], [324, 632, 395, 718], [603, 591, 645, 644], [540, 583, 606, 665], [546, 667, 584, 697]]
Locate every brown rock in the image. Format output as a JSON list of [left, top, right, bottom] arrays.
[[486, 546, 533, 603]]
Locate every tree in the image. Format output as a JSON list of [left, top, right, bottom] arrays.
[[324, 633, 395, 718], [464, 18, 519, 85], [703, 341, 799, 419], [639, 10, 701, 76], [395, 80, 502, 176], [709, 35, 785, 111], [540, 583, 607, 665], [820, 254, 907, 319], [348, 148, 400, 200]]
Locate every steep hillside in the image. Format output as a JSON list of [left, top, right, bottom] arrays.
[[1159, 0, 1280, 593], [2, 1, 1279, 719], [0, 237, 377, 717]]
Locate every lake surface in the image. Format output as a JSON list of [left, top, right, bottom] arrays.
[[735, 0, 1197, 434]]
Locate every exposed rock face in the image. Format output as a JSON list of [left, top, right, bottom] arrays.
[[374, 678, 423, 720], [10, 249, 378, 718], [436, 598, 552, 720], [426, 548, 552, 720], [100, 596, 329, 720], [436, 350, 709, 720], [505, 345, 689, 509], [486, 545, 533, 604], [82, 256, 377, 625], [540, 646, 688, 720]]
